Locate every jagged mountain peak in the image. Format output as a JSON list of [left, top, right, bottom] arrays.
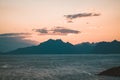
[[39, 39, 73, 46]]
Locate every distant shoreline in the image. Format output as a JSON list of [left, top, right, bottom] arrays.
[[1, 53, 120, 56]]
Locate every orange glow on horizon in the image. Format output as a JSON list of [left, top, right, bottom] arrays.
[[0, 0, 120, 44]]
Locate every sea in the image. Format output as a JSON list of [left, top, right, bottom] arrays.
[[0, 54, 120, 80]]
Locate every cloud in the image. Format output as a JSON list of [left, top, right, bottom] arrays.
[[64, 12, 101, 23], [52, 27, 80, 34], [33, 27, 80, 35], [33, 28, 48, 33], [67, 20, 73, 23], [0, 33, 31, 37]]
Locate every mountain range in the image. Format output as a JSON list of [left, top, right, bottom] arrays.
[[3, 39, 120, 54]]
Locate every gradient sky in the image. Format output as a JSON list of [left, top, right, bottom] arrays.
[[0, 0, 120, 44]]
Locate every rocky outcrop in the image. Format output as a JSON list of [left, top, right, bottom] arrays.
[[98, 66, 120, 77]]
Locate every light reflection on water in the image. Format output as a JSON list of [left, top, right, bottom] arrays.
[[0, 54, 120, 80]]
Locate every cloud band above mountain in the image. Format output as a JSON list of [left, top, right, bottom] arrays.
[[33, 27, 80, 35], [52, 27, 80, 34], [64, 13, 100, 19], [64, 12, 101, 23], [0, 33, 31, 37]]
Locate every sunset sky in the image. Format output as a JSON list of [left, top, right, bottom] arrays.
[[0, 0, 120, 45]]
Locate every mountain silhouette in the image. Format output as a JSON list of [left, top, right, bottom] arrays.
[[92, 40, 120, 54], [0, 37, 36, 52], [74, 42, 94, 53], [7, 39, 75, 54], [4, 39, 120, 54]]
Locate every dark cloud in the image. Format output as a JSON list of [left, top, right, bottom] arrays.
[[64, 12, 101, 23], [0, 33, 31, 37], [64, 13, 92, 19], [33, 27, 80, 35], [67, 20, 73, 23], [93, 13, 100, 16], [33, 28, 48, 33], [52, 27, 80, 34]]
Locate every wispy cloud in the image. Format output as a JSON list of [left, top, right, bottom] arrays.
[[33, 27, 80, 35], [64, 12, 101, 23], [52, 27, 80, 34], [33, 28, 48, 33], [0, 33, 31, 37]]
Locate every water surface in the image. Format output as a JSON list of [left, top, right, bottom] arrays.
[[0, 54, 120, 80]]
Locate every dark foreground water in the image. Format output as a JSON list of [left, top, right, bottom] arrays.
[[0, 54, 120, 80]]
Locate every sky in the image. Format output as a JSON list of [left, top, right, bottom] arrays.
[[0, 0, 120, 47]]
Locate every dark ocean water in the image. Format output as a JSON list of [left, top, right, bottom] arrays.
[[0, 54, 120, 80]]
